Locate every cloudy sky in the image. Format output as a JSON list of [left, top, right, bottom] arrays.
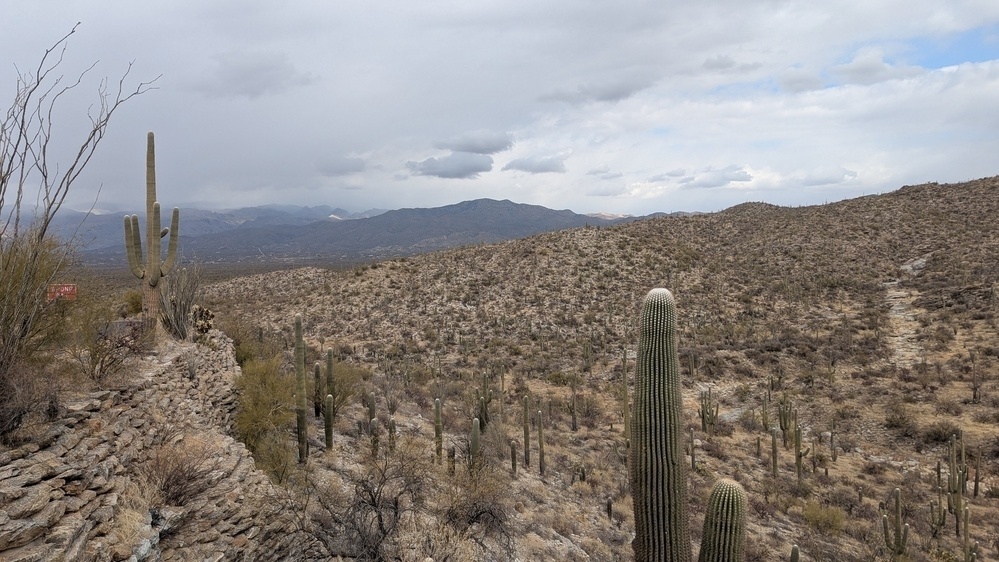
[[4, 2, 999, 216]]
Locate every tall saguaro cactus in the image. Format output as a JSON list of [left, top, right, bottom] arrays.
[[124, 132, 180, 335], [631, 288, 692, 562], [294, 314, 308, 464]]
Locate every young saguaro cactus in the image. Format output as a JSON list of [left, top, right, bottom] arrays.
[[630, 288, 692, 562], [698, 479, 747, 562], [124, 132, 180, 332]]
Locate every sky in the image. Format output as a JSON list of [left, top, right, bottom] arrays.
[[3, 1, 999, 216]]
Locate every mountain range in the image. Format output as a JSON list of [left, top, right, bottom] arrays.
[[59, 199, 665, 265]]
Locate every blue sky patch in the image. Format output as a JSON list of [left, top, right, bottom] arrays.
[[905, 24, 999, 68]]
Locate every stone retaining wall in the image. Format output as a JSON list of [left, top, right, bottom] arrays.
[[0, 331, 318, 562]]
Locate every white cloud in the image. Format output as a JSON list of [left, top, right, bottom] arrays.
[[503, 154, 568, 174], [679, 166, 753, 189], [5, 1, 999, 216], [832, 47, 924, 85], [435, 130, 513, 154]]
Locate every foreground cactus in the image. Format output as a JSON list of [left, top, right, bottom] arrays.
[[698, 479, 747, 562], [631, 288, 692, 562], [124, 131, 180, 338]]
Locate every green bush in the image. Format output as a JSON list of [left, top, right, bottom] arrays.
[[124, 289, 143, 316], [234, 356, 295, 480], [802, 501, 846, 534]]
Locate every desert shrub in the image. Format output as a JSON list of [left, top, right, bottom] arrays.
[[65, 295, 144, 385], [141, 434, 220, 506], [934, 399, 963, 416], [436, 462, 512, 552], [159, 265, 201, 340], [233, 356, 295, 479], [0, 236, 70, 442], [1, 30, 144, 443], [802, 501, 847, 534], [123, 289, 143, 316], [884, 399, 917, 437], [922, 420, 961, 445], [309, 438, 434, 560], [219, 314, 282, 366], [0, 361, 57, 445]]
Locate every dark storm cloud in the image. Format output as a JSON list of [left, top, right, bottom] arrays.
[[407, 152, 494, 179], [435, 130, 513, 155], [502, 154, 567, 174]]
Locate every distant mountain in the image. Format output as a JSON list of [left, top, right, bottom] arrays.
[[51, 204, 387, 257], [77, 199, 633, 265]]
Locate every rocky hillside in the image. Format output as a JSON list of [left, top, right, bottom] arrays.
[[202, 177, 999, 561], [4, 177, 997, 561]]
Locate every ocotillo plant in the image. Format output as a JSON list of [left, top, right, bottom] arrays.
[[698, 479, 747, 562], [294, 314, 308, 464], [630, 288, 691, 562], [124, 131, 179, 338]]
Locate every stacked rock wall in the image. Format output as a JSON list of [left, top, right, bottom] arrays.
[[0, 331, 318, 562]]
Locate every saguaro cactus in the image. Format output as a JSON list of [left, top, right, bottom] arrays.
[[698, 479, 747, 562], [538, 410, 546, 477], [882, 487, 909, 561], [294, 314, 308, 464], [630, 288, 692, 562], [124, 132, 180, 335], [523, 395, 531, 467], [434, 398, 443, 463], [470, 417, 481, 468], [324, 394, 334, 447]]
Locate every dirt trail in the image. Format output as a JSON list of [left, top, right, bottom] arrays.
[[882, 280, 924, 369]]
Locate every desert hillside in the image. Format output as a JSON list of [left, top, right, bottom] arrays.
[[198, 177, 999, 561]]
